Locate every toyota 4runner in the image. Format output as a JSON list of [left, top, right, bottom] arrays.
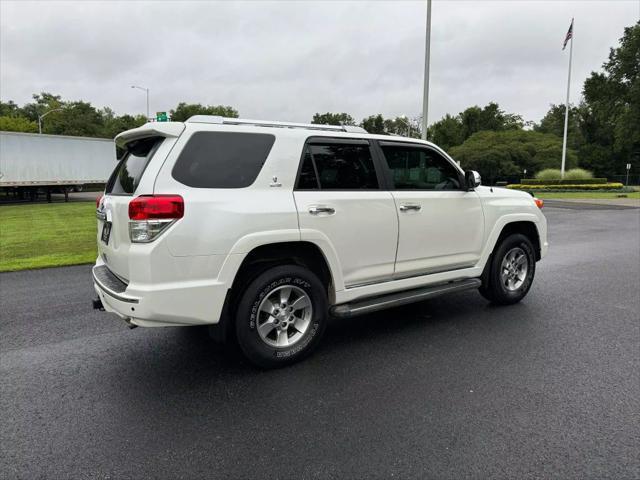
[[93, 116, 548, 368]]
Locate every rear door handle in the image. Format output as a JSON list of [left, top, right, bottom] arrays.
[[399, 204, 421, 212], [308, 206, 335, 216]]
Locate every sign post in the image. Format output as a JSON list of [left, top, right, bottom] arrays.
[[626, 163, 631, 186], [156, 112, 168, 122]]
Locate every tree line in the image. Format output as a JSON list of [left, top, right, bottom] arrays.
[[1, 22, 637, 180], [0, 96, 239, 139], [311, 23, 638, 180]]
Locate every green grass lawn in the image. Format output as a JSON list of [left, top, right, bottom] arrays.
[[0, 202, 97, 272], [534, 191, 640, 199]]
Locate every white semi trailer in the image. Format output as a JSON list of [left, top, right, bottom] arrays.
[[0, 131, 117, 201]]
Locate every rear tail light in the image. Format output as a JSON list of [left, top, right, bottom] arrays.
[[533, 197, 544, 209], [96, 194, 104, 208], [128, 195, 184, 243]]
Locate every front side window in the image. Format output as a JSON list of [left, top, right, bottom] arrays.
[[106, 137, 163, 195], [296, 142, 379, 190], [172, 132, 275, 188], [380, 144, 461, 190]]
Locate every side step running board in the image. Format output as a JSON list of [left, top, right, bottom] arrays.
[[330, 278, 482, 318]]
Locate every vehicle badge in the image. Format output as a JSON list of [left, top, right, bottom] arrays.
[[270, 176, 282, 187]]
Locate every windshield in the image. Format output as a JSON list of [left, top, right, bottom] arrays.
[[105, 137, 163, 195]]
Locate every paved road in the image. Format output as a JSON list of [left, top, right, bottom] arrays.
[[543, 198, 639, 210], [1, 207, 639, 479]]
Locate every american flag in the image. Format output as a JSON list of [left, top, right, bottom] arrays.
[[563, 19, 574, 50]]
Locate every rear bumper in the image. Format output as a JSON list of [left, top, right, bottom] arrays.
[[92, 263, 229, 327]]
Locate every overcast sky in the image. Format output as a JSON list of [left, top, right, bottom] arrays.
[[1, 0, 637, 125]]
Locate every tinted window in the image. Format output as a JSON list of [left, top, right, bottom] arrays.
[[297, 142, 379, 190], [106, 137, 163, 195], [297, 150, 320, 189], [380, 144, 461, 190], [172, 132, 275, 188]]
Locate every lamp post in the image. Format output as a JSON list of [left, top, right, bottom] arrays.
[[398, 116, 412, 138], [131, 85, 150, 120], [38, 107, 64, 134], [421, 0, 432, 140]]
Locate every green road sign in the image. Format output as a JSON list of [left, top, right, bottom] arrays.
[[156, 112, 168, 122]]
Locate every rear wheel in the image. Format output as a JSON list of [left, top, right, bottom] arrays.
[[479, 233, 536, 305], [235, 265, 328, 368]]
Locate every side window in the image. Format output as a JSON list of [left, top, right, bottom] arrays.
[[106, 137, 163, 195], [297, 150, 320, 189], [296, 142, 379, 190], [380, 144, 461, 190], [172, 132, 275, 188]]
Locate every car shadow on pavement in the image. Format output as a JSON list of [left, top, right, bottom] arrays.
[[103, 289, 531, 403]]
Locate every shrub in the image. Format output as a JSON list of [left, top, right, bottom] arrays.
[[520, 178, 607, 185], [535, 169, 562, 181], [449, 130, 577, 184], [564, 168, 594, 180], [0, 116, 38, 133], [507, 183, 624, 191]]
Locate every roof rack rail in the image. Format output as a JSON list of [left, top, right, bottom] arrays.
[[185, 115, 368, 134]]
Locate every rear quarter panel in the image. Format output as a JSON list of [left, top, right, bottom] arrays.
[[152, 124, 304, 257]]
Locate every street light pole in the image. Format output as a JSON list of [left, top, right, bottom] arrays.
[[131, 85, 150, 120], [421, 0, 432, 140], [398, 116, 412, 138], [38, 107, 64, 134]]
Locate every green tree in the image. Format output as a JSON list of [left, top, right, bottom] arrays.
[[459, 102, 523, 139], [0, 100, 22, 117], [0, 116, 38, 133], [169, 103, 239, 122], [449, 130, 577, 183], [16, 93, 107, 137], [20, 93, 64, 122], [383, 117, 420, 137], [428, 102, 523, 150], [535, 103, 585, 151], [360, 114, 386, 134], [311, 112, 355, 126], [101, 108, 147, 139], [581, 21, 639, 176], [41, 101, 104, 137], [428, 114, 465, 150]]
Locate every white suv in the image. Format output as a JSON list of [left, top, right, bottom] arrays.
[[93, 116, 548, 368]]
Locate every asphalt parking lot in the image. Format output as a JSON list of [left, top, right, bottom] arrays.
[[1, 206, 639, 479]]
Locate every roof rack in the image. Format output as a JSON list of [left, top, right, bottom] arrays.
[[185, 115, 368, 134]]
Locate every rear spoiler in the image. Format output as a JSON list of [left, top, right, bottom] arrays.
[[114, 122, 185, 148]]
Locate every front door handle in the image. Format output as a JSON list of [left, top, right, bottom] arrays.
[[308, 206, 336, 216], [399, 204, 422, 212]]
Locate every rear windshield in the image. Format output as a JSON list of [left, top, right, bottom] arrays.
[[172, 132, 275, 188], [105, 137, 163, 195]]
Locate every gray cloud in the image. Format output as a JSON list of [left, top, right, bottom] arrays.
[[1, 0, 637, 125]]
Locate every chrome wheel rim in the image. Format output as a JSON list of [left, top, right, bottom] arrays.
[[500, 247, 528, 291], [256, 285, 313, 348]]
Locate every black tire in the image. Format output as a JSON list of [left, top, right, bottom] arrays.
[[235, 265, 328, 368], [479, 233, 536, 305]]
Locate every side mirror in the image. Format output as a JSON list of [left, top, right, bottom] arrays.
[[465, 170, 481, 190]]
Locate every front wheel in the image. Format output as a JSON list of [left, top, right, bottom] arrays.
[[235, 265, 328, 368], [479, 233, 536, 305]]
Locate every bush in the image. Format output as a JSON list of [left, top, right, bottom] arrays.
[[564, 168, 594, 180], [520, 178, 607, 185], [449, 130, 577, 184], [0, 115, 38, 133], [507, 183, 624, 191], [535, 169, 562, 181]]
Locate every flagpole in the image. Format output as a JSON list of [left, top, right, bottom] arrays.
[[560, 19, 574, 179], [421, 0, 432, 140]]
